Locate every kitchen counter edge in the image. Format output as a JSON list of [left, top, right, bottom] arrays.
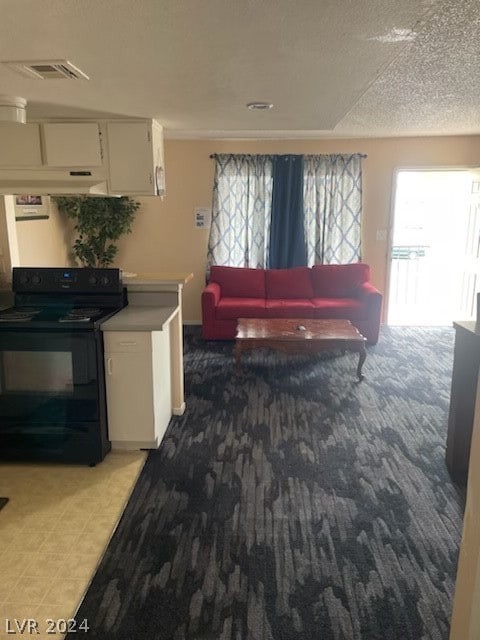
[[123, 272, 193, 288], [101, 305, 178, 332]]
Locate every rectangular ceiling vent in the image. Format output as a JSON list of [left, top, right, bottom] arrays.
[[3, 60, 89, 80]]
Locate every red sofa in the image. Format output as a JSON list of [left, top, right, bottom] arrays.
[[202, 263, 383, 344]]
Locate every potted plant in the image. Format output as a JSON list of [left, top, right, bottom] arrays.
[[54, 196, 140, 268]]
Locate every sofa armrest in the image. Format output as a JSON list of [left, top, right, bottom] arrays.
[[357, 281, 382, 301], [202, 282, 221, 307], [357, 281, 383, 343], [202, 282, 222, 340]]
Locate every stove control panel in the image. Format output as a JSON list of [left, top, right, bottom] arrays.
[[13, 267, 123, 294]]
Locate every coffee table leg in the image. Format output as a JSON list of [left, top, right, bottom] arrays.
[[356, 343, 366, 381]]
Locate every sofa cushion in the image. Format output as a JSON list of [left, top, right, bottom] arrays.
[[265, 299, 315, 318], [265, 267, 314, 299], [210, 266, 266, 298], [312, 297, 365, 320], [311, 263, 370, 298], [216, 297, 266, 320]]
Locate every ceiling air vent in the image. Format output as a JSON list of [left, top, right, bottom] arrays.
[[3, 60, 89, 80]]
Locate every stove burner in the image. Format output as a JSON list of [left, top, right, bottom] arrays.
[[0, 308, 41, 322], [58, 307, 101, 323], [69, 308, 101, 317]]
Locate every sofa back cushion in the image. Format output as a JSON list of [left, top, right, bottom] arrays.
[[209, 265, 266, 298], [311, 263, 370, 297], [266, 267, 314, 299]]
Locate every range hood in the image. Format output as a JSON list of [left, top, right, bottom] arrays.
[[0, 168, 108, 195]]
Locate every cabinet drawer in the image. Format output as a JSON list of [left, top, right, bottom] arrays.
[[104, 331, 151, 353]]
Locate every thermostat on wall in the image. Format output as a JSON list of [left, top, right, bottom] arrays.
[[195, 207, 211, 229]]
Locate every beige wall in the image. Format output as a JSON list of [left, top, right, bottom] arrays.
[[16, 199, 71, 267], [115, 135, 480, 323]]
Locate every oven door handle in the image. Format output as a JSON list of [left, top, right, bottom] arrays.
[[107, 357, 113, 376]]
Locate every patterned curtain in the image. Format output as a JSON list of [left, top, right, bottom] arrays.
[[304, 154, 363, 265], [207, 154, 273, 272], [207, 153, 364, 274]]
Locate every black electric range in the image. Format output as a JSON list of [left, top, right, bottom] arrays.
[[0, 267, 126, 329], [0, 267, 127, 465]]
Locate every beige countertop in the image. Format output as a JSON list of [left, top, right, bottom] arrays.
[[122, 272, 193, 286], [100, 305, 178, 332], [453, 320, 480, 335]]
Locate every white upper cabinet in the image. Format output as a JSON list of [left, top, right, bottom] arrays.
[[106, 120, 165, 196], [0, 118, 165, 195], [41, 123, 103, 167], [0, 123, 42, 166]]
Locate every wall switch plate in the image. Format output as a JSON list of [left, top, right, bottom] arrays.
[[376, 229, 387, 241], [195, 207, 211, 229]]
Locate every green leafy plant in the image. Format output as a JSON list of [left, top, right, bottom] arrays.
[[54, 196, 140, 268]]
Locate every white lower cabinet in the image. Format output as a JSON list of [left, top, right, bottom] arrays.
[[104, 329, 172, 450]]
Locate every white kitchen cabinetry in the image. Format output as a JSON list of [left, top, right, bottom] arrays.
[[104, 328, 172, 449], [0, 123, 42, 166], [106, 120, 165, 195], [0, 118, 165, 196], [41, 123, 103, 167]]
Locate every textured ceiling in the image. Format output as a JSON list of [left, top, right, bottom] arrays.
[[0, 0, 476, 138]]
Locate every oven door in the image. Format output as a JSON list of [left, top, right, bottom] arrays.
[[0, 330, 109, 463]]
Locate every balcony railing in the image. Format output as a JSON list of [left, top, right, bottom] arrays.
[[388, 255, 470, 325]]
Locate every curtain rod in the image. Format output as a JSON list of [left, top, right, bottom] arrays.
[[209, 153, 368, 159]]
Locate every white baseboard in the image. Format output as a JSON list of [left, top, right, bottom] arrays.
[[172, 402, 186, 416]]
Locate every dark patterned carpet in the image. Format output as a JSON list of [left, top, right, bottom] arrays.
[[69, 327, 465, 640]]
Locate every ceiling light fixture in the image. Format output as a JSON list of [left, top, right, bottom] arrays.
[[0, 95, 26, 123], [247, 102, 274, 111]]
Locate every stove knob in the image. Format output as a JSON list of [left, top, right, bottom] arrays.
[[101, 276, 110, 285], [20, 274, 30, 284], [31, 274, 41, 285], [88, 275, 98, 285]]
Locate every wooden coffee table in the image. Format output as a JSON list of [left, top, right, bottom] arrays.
[[235, 318, 367, 380]]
